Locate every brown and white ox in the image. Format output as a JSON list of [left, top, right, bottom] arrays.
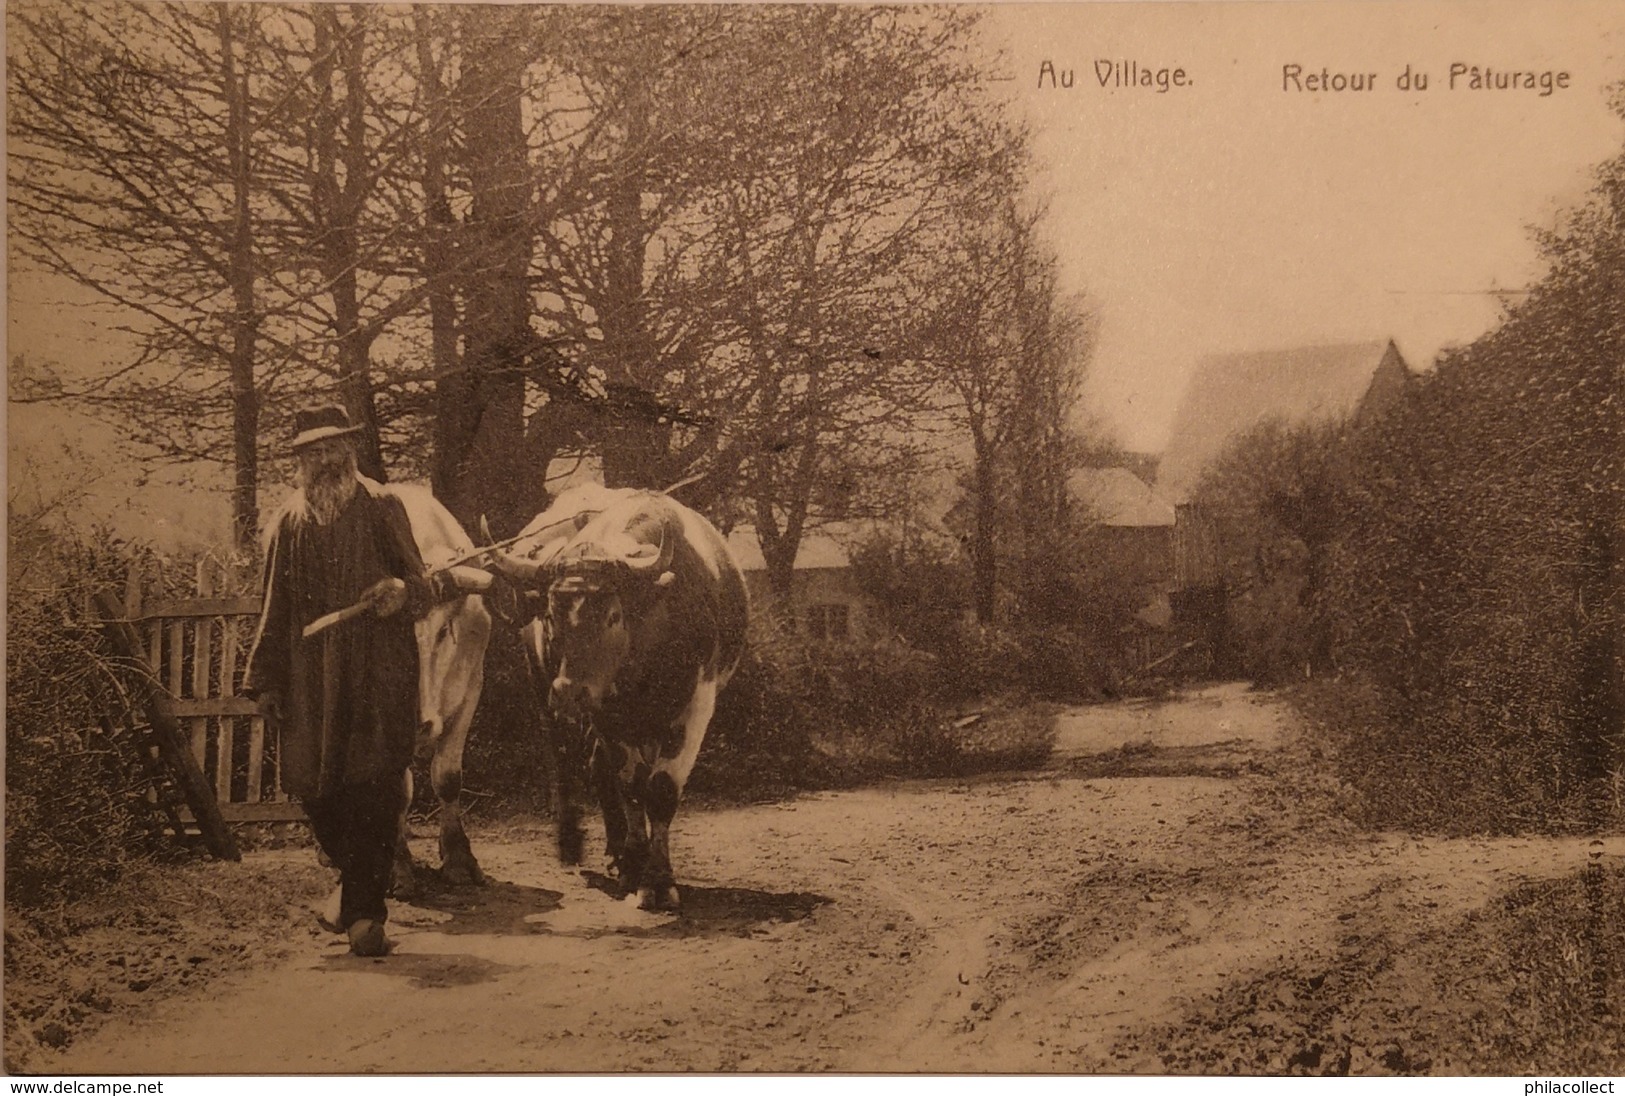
[[486, 485, 748, 911]]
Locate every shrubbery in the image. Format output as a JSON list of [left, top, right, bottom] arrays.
[[691, 624, 1064, 801], [693, 629, 941, 799], [5, 513, 177, 908], [848, 509, 1133, 700], [1311, 173, 1622, 832], [1189, 116, 1625, 833], [928, 620, 1109, 703]]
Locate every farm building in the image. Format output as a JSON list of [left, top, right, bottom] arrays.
[[725, 523, 880, 641], [1068, 467, 1181, 668], [1157, 338, 1416, 670], [1069, 465, 1178, 592], [1157, 338, 1413, 504]]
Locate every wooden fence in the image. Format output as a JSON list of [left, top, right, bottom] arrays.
[[120, 557, 304, 823]]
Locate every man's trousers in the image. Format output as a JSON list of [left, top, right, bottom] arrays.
[[303, 772, 407, 928]]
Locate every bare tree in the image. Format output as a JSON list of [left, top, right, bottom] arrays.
[[10, 3, 439, 537], [918, 195, 1095, 624], [8, 1, 279, 547], [674, 6, 1025, 598], [11, 2, 1055, 571]]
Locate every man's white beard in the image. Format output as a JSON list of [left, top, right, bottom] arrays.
[[299, 458, 358, 526]]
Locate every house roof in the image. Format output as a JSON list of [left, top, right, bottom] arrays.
[[725, 524, 854, 572], [1157, 339, 1409, 501], [1068, 467, 1176, 528], [726, 516, 960, 572]]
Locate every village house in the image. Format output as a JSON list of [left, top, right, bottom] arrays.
[[1067, 465, 1181, 668], [1156, 338, 1416, 667], [1157, 338, 1413, 505], [725, 523, 880, 641]]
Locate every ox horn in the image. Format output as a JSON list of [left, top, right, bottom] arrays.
[[438, 565, 495, 594], [476, 513, 576, 586], [616, 519, 675, 577], [486, 545, 551, 586]]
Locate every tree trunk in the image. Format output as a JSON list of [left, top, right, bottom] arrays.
[[969, 426, 998, 625], [441, 7, 539, 536], [598, 84, 668, 490], [337, 10, 384, 479], [754, 494, 803, 610], [416, 10, 463, 504], [313, 7, 384, 480], [218, 4, 260, 552], [750, 427, 823, 623]]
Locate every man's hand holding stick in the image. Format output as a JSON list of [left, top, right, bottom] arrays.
[[301, 577, 408, 639]]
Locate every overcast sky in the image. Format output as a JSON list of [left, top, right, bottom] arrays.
[[986, 0, 1625, 451]]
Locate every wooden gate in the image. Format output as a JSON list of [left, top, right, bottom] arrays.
[[121, 558, 304, 822]]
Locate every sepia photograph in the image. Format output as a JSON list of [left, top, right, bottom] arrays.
[[5, 0, 1624, 1078]]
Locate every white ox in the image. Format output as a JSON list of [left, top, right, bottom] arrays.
[[382, 482, 493, 894]]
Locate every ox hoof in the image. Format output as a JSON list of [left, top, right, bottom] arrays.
[[347, 919, 390, 957], [389, 860, 418, 902], [610, 850, 648, 888], [441, 856, 486, 888], [637, 883, 681, 912]]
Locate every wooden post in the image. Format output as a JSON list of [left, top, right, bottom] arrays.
[[224, 606, 255, 803], [123, 564, 143, 620], [96, 591, 241, 862], [193, 560, 223, 798], [148, 558, 164, 673]]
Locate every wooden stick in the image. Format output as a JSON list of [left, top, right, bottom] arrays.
[[427, 513, 598, 575], [301, 577, 406, 638]]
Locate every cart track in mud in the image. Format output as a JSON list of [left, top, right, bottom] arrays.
[[48, 684, 1623, 1075]]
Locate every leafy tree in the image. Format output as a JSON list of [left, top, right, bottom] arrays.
[[1320, 84, 1625, 829], [1189, 417, 1348, 683]]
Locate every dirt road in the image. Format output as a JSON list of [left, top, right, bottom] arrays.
[[54, 684, 1621, 1074]]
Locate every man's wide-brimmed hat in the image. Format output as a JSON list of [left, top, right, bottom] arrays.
[[288, 404, 363, 451]]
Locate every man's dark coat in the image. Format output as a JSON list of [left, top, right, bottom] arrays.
[[244, 479, 426, 801]]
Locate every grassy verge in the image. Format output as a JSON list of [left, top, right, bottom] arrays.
[[1142, 860, 1625, 1075], [4, 849, 332, 1074], [812, 700, 1060, 783]]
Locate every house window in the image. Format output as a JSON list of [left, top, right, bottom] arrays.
[[803, 602, 851, 641]]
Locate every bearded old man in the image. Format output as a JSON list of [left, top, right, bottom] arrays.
[[243, 404, 434, 957]]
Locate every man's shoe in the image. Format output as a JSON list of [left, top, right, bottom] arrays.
[[347, 919, 389, 957]]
